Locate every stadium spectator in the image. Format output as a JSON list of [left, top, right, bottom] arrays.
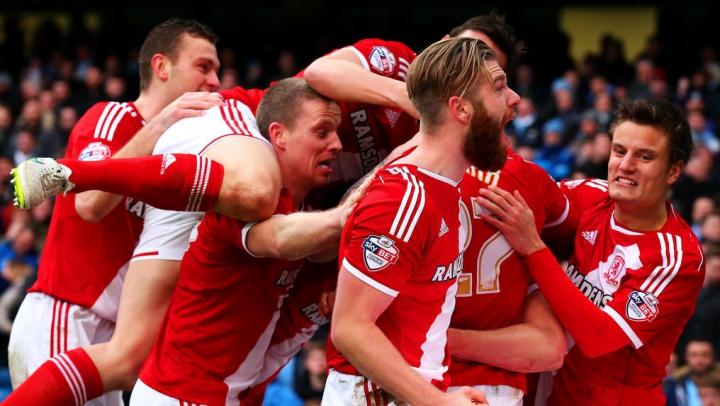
[[688, 110, 720, 154], [690, 196, 718, 238], [666, 339, 720, 406], [293, 340, 328, 403], [695, 370, 720, 406], [508, 96, 541, 149], [534, 118, 575, 180], [672, 146, 720, 222], [700, 211, 720, 244]]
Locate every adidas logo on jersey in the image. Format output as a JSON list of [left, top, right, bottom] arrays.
[[582, 230, 598, 245], [439, 218, 449, 237], [160, 153, 177, 175], [385, 109, 401, 128]]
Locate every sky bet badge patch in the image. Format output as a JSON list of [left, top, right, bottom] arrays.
[[626, 291, 659, 322], [369, 46, 396, 76], [78, 142, 111, 161], [363, 235, 399, 272]]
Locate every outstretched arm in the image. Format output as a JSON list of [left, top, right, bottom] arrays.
[[448, 289, 566, 372], [476, 185, 632, 358], [303, 48, 419, 119], [247, 171, 373, 261]]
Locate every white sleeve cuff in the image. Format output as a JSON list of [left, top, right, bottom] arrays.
[[342, 257, 398, 297], [604, 306, 643, 349]]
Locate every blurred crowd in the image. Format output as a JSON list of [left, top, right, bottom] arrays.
[[1, 17, 720, 405]]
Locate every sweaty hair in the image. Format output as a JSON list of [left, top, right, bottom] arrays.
[[256, 78, 333, 140], [609, 99, 693, 166], [448, 11, 526, 73], [407, 37, 496, 128], [138, 18, 218, 91]]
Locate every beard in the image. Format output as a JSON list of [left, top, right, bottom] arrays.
[[462, 100, 508, 172]]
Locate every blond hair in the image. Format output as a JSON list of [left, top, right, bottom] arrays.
[[407, 37, 497, 128]]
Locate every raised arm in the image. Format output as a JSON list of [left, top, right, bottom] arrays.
[[303, 48, 419, 119]]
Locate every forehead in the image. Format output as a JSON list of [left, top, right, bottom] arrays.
[[485, 60, 504, 82], [176, 34, 218, 60], [297, 98, 341, 125], [688, 341, 714, 352], [613, 121, 669, 151]]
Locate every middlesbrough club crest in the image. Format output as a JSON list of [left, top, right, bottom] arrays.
[[362, 235, 400, 271], [626, 291, 659, 322], [368, 46, 397, 76], [604, 255, 625, 286]]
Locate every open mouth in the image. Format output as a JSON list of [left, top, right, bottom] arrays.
[[319, 160, 333, 170], [616, 177, 637, 186]]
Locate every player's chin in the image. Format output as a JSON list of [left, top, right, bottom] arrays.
[[313, 174, 332, 187]]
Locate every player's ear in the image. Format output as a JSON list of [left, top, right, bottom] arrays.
[[667, 160, 684, 186], [448, 96, 471, 125], [268, 122, 287, 150], [441, 34, 451, 40], [152, 53, 170, 82]]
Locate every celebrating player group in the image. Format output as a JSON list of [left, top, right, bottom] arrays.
[[3, 10, 704, 406]]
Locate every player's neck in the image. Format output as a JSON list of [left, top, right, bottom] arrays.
[[395, 130, 469, 183], [133, 89, 172, 122], [282, 172, 310, 207], [613, 201, 669, 231]]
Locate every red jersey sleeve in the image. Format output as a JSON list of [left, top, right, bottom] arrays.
[[559, 178, 610, 214], [540, 171, 579, 255], [66, 102, 143, 161], [346, 39, 416, 82], [601, 233, 705, 349], [340, 182, 426, 297]]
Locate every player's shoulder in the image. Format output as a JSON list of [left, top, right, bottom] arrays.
[[219, 87, 266, 114], [70, 101, 142, 146], [664, 209, 705, 270], [74, 101, 135, 130], [559, 178, 609, 212], [351, 38, 414, 54], [347, 39, 415, 78]]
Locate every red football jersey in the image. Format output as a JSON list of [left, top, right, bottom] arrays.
[[327, 39, 418, 185], [138, 189, 303, 406], [240, 261, 335, 406], [327, 163, 463, 391], [449, 150, 574, 392], [30, 101, 146, 321], [548, 178, 705, 405]]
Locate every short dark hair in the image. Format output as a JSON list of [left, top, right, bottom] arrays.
[[256, 78, 333, 140], [609, 98, 693, 166], [448, 11, 526, 73], [138, 18, 218, 90]]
